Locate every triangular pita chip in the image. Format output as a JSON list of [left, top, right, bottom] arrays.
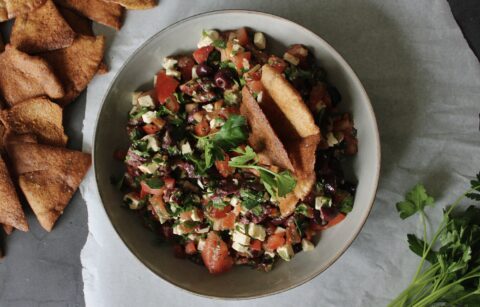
[[8, 143, 91, 231], [0, 156, 28, 232], [10, 0, 75, 53], [261, 64, 320, 139], [54, 0, 124, 30], [58, 7, 93, 36], [0, 0, 46, 21], [105, 0, 156, 10], [3, 132, 38, 146], [0, 45, 64, 106], [0, 97, 67, 146], [41, 35, 105, 106], [3, 224, 14, 234], [240, 87, 293, 171]]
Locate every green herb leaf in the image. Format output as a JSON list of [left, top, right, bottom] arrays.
[[229, 146, 257, 165], [407, 234, 437, 263], [396, 184, 434, 219], [466, 172, 480, 200], [212, 39, 226, 49], [339, 193, 354, 214], [276, 171, 296, 197], [145, 177, 164, 189], [212, 115, 248, 149]]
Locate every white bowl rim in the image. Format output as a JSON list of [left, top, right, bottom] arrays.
[[92, 9, 381, 300]]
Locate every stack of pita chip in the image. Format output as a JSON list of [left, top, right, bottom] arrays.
[[0, 0, 157, 252], [242, 64, 321, 217]]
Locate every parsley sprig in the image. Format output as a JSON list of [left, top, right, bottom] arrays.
[[229, 146, 296, 198], [389, 172, 480, 307]]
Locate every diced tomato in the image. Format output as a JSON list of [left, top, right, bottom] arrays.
[[156, 70, 179, 104], [185, 241, 197, 255], [215, 212, 236, 230], [268, 55, 287, 73], [113, 149, 127, 161], [232, 51, 251, 70], [215, 154, 233, 178], [163, 177, 175, 189], [264, 233, 286, 251], [194, 118, 210, 136], [250, 239, 262, 252], [140, 181, 164, 198], [177, 56, 195, 81], [142, 124, 160, 135], [165, 95, 180, 112], [151, 117, 166, 129], [318, 213, 346, 230], [210, 205, 233, 219], [193, 46, 214, 64], [236, 27, 249, 46], [180, 79, 200, 96], [247, 80, 263, 94], [201, 232, 233, 274], [244, 67, 262, 81]]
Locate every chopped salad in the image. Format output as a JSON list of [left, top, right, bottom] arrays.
[[118, 27, 358, 274]]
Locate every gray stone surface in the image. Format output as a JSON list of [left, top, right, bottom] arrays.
[[0, 92, 87, 307]]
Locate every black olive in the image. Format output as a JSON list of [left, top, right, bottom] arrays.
[[196, 63, 214, 77], [214, 69, 234, 89], [328, 86, 342, 106]]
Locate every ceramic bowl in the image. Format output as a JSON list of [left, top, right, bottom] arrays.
[[93, 10, 380, 299]]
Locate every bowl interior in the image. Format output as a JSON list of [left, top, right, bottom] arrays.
[[94, 11, 380, 299]]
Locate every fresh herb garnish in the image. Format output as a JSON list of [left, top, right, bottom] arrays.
[[389, 172, 480, 307], [229, 146, 296, 198], [145, 177, 164, 189], [212, 39, 226, 49], [194, 115, 248, 171]]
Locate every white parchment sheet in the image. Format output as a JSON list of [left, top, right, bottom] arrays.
[[81, 0, 480, 306]]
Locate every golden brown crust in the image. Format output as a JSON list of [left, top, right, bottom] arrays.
[[261, 64, 320, 139], [0, 156, 28, 232], [96, 62, 109, 75], [0, 97, 67, 147], [41, 35, 105, 106], [0, 0, 46, 21], [105, 0, 156, 10], [240, 87, 293, 171], [10, 0, 75, 53], [0, 45, 64, 106], [54, 0, 124, 30], [8, 143, 91, 231]]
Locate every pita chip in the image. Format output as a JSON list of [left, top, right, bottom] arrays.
[[106, 0, 156, 10], [0, 97, 67, 146], [54, 0, 124, 30], [42, 35, 105, 106], [4, 132, 38, 146], [240, 87, 293, 171], [0, 156, 28, 232], [8, 143, 91, 231], [10, 0, 75, 53], [261, 64, 320, 139], [58, 7, 93, 36], [0, 45, 64, 106], [0, 0, 46, 21]]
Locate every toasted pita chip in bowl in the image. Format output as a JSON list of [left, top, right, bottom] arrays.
[[0, 45, 64, 106], [10, 0, 75, 53], [58, 7, 93, 36]]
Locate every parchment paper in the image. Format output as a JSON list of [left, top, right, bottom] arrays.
[[81, 0, 480, 306]]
